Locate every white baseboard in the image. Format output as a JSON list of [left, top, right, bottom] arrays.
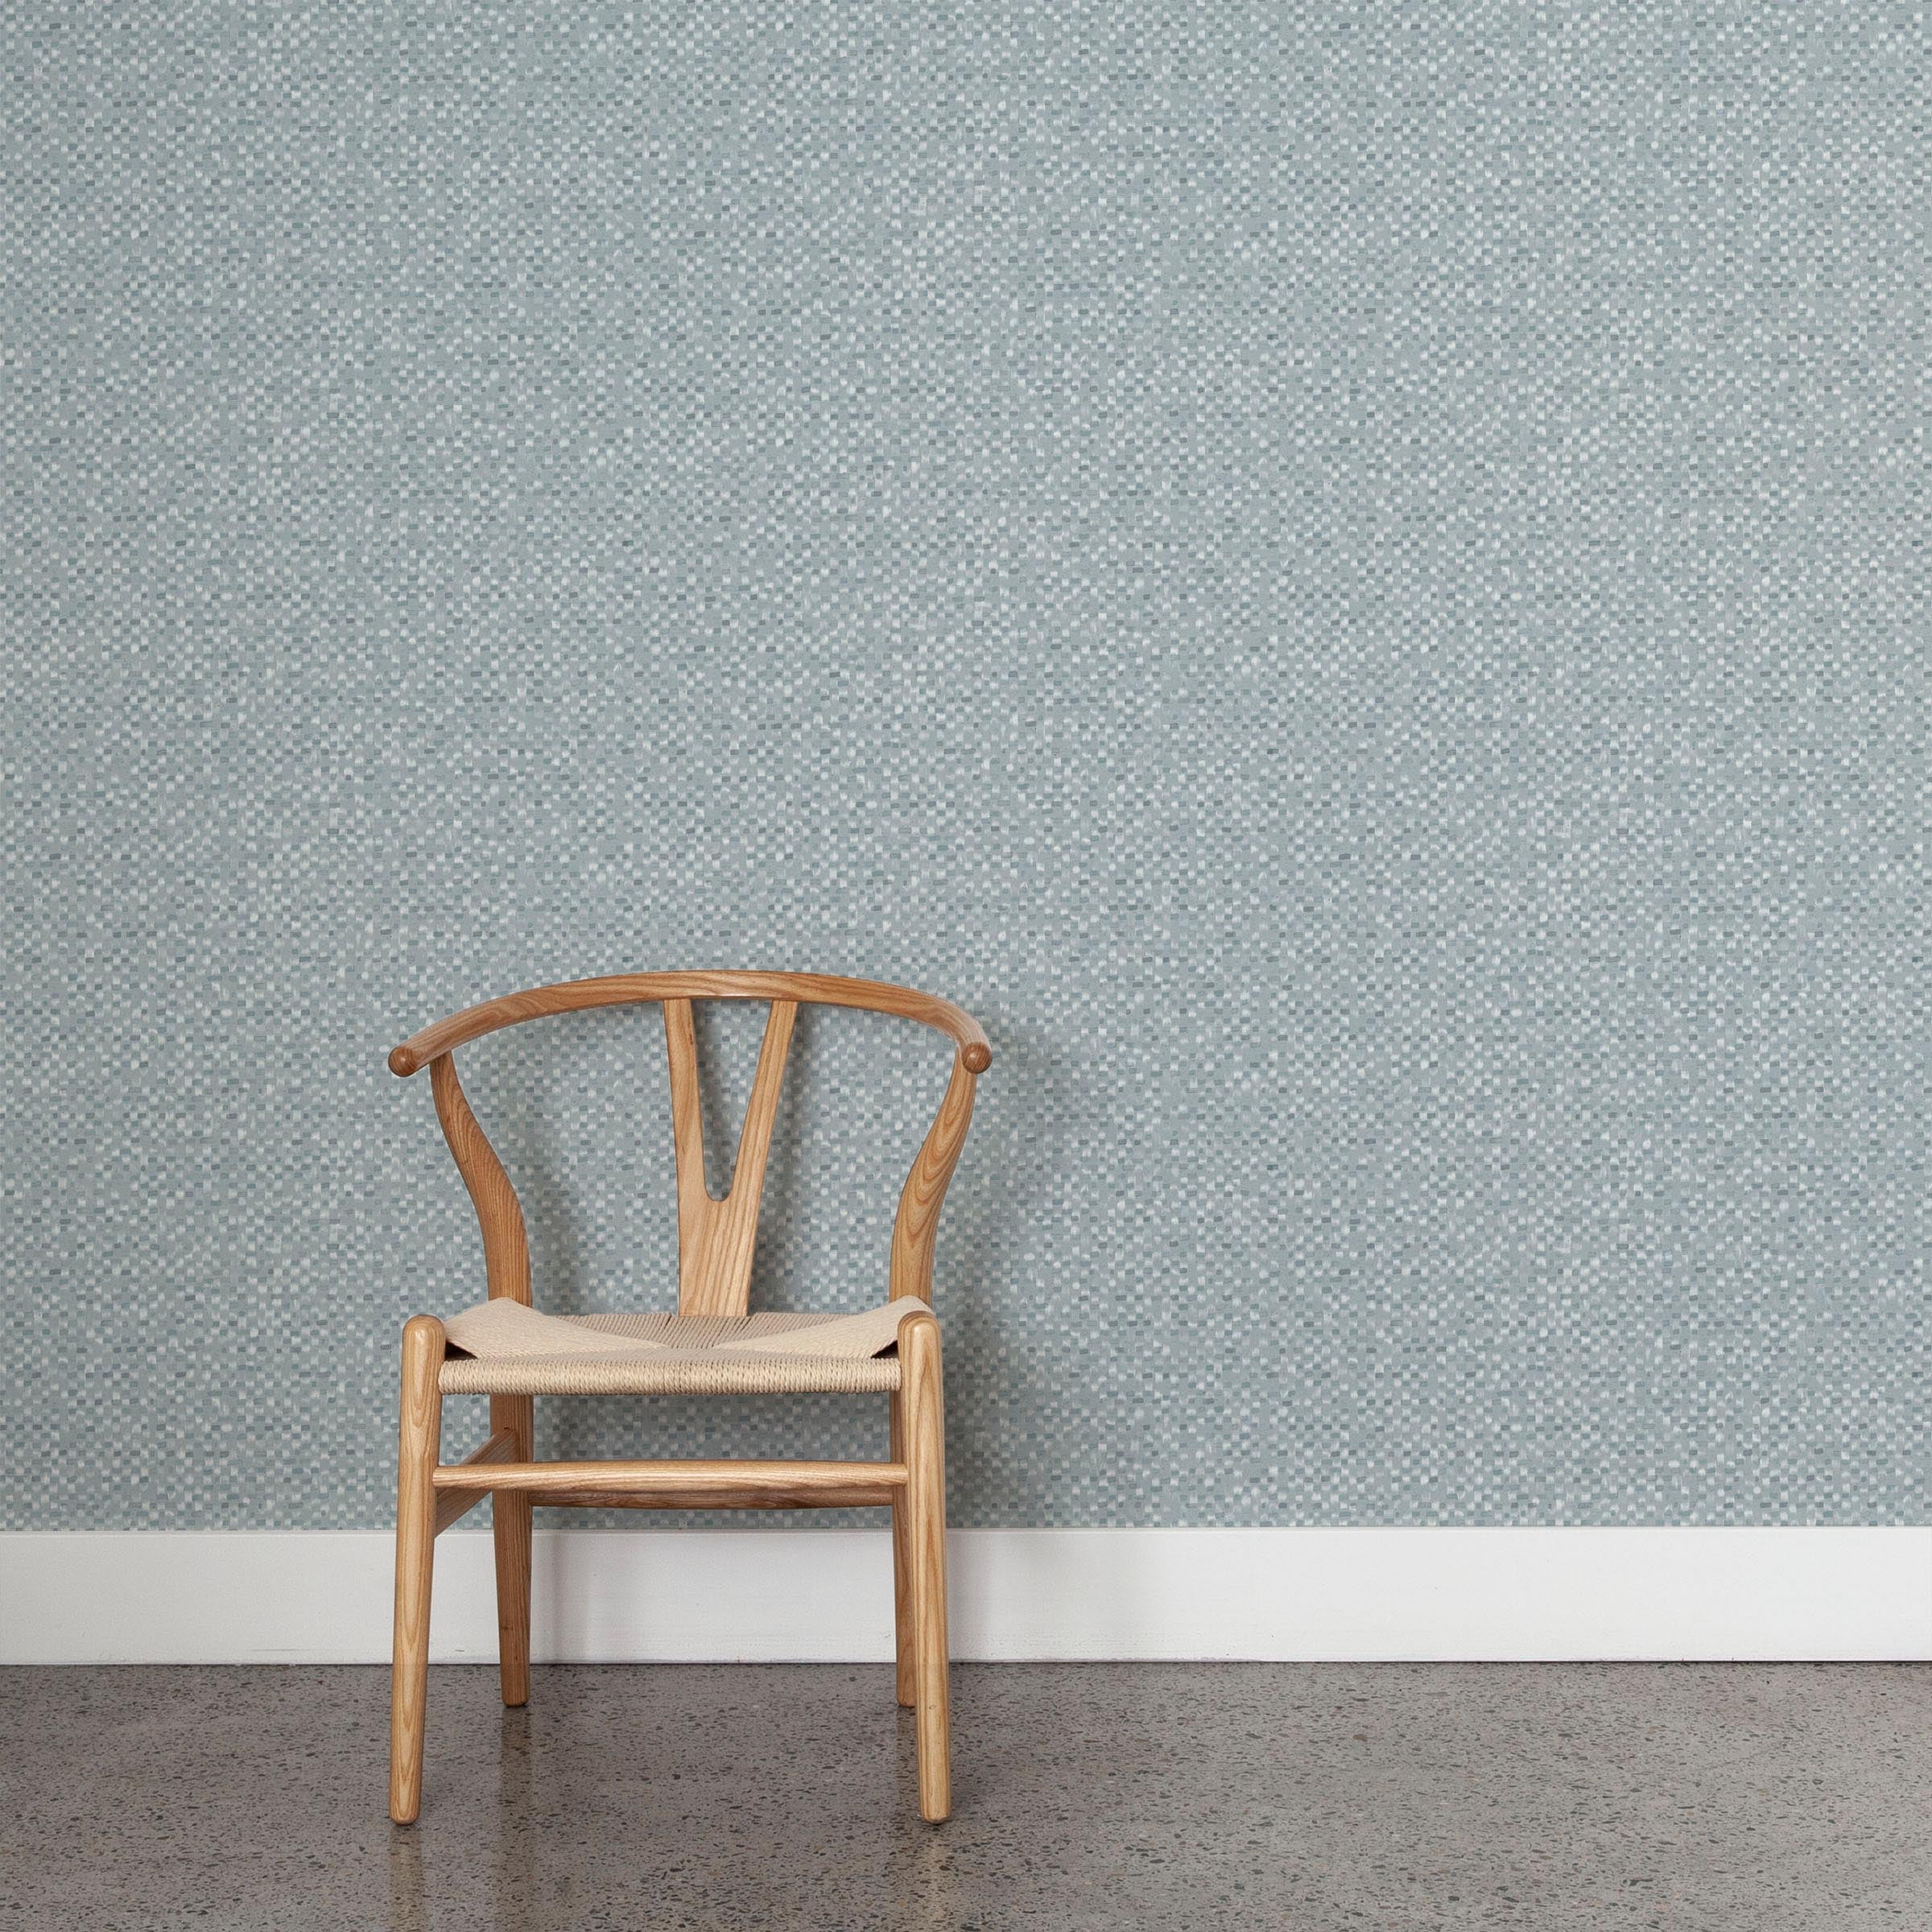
[[2, 1527, 1926, 1666]]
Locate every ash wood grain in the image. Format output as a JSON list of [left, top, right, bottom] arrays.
[[429, 1054, 530, 1306], [519, 1480, 902, 1510], [890, 1054, 980, 1302], [390, 971, 990, 1078], [431, 1426, 520, 1536], [898, 1307, 951, 1820], [663, 997, 798, 1317], [489, 1393, 533, 1707], [890, 1386, 916, 1707], [389, 1315, 444, 1826], [434, 1458, 906, 1505]]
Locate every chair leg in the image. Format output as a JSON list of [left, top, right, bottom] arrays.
[[889, 1388, 916, 1708], [492, 1393, 534, 1707], [899, 1310, 951, 1822], [390, 1315, 444, 1826]]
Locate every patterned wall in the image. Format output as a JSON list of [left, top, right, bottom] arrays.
[[3, 4, 1922, 1530]]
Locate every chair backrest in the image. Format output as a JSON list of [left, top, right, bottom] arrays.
[[389, 972, 992, 1318]]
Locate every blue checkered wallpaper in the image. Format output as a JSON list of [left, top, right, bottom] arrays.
[[3, 4, 1922, 1529]]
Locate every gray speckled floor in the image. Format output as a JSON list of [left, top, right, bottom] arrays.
[[1, 1663, 1927, 1930]]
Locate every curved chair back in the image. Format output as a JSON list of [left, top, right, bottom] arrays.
[[389, 972, 992, 1318]]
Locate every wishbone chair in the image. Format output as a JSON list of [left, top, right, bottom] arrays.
[[383, 971, 990, 1825]]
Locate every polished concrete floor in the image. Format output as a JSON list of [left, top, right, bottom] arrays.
[[2, 1662, 1927, 1930]]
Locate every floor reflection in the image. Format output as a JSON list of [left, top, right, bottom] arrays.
[[384, 1823, 430, 1932], [386, 1707, 555, 1932]]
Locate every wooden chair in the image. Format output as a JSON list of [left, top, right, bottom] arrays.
[[383, 972, 989, 1826]]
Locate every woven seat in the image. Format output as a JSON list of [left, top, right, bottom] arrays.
[[439, 1304, 907, 1397]]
